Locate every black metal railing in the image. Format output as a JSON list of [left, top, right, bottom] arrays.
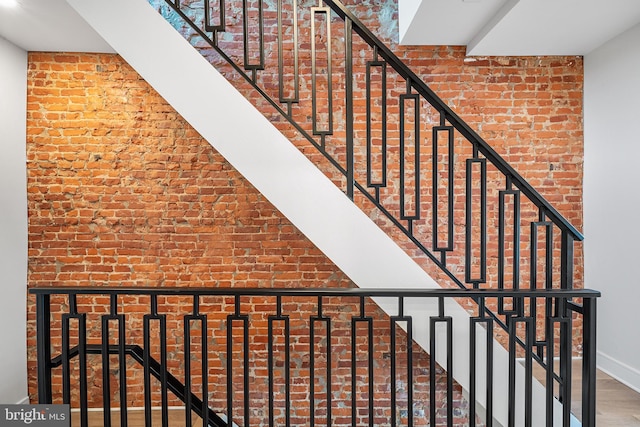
[[131, 0, 592, 424], [149, 0, 583, 298], [32, 286, 599, 427]]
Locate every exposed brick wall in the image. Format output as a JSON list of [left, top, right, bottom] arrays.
[[26, 53, 475, 425]]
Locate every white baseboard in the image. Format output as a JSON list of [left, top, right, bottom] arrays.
[[597, 350, 640, 393]]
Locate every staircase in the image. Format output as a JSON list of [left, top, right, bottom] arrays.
[[29, 0, 598, 425]]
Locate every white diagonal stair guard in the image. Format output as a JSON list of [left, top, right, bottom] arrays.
[[65, 0, 574, 425]]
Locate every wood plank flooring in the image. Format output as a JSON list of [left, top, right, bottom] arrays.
[[592, 369, 640, 426], [71, 409, 203, 427]]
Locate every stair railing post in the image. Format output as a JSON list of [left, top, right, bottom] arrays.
[[36, 292, 53, 404], [582, 296, 597, 427]]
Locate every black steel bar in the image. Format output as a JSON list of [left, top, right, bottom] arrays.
[[366, 60, 387, 191], [351, 316, 373, 427], [311, 6, 333, 136], [531, 221, 553, 345], [432, 126, 454, 252], [508, 315, 533, 427], [242, 0, 264, 71], [101, 311, 126, 427], [36, 293, 52, 404], [400, 94, 420, 222], [184, 314, 208, 427], [430, 314, 453, 427], [30, 286, 600, 298], [78, 312, 88, 427], [310, 315, 331, 427], [559, 300, 572, 426], [390, 315, 412, 427], [277, 0, 299, 103], [143, 312, 169, 427], [345, 17, 354, 199], [470, 315, 493, 427], [61, 313, 88, 425], [227, 313, 250, 427], [204, 0, 225, 32], [465, 158, 487, 285], [498, 190, 522, 316], [62, 314, 71, 405], [560, 230, 575, 290], [268, 313, 290, 427], [582, 297, 597, 427]]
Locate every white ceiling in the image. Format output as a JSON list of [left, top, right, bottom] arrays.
[[399, 0, 640, 56], [1, 0, 639, 56]]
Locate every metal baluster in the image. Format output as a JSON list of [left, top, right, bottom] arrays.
[[269, 296, 290, 427], [204, 0, 225, 32], [498, 186, 521, 316], [351, 296, 373, 427], [581, 297, 597, 427], [277, 0, 299, 106], [144, 295, 169, 427], [400, 84, 421, 236], [242, 0, 264, 80], [311, 6, 333, 141], [430, 297, 453, 427], [61, 294, 88, 427], [227, 296, 250, 427], [508, 314, 533, 427], [310, 296, 332, 427], [470, 297, 493, 427], [560, 230, 574, 290], [101, 293, 127, 427], [531, 217, 553, 356], [558, 298, 572, 426], [391, 297, 413, 427], [433, 119, 455, 265], [366, 52, 387, 202], [465, 154, 487, 287], [36, 293, 52, 404], [345, 17, 354, 199]]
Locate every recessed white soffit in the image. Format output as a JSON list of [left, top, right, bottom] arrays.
[[399, 0, 640, 56], [0, 0, 114, 53]]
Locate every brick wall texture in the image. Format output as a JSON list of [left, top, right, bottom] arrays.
[[26, 0, 583, 425]]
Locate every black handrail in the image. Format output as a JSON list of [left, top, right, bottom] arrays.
[[31, 285, 599, 298]]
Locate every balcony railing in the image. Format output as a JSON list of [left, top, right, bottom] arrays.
[[32, 286, 598, 426]]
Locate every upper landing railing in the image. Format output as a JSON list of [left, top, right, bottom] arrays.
[[32, 286, 599, 427], [152, 0, 583, 300]]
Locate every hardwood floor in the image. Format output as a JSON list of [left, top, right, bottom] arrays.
[[71, 409, 203, 427], [592, 369, 640, 426], [535, 362, 640, 426], [71, 369, 640, 426]]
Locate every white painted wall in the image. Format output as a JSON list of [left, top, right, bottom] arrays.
[[584, 23, 640, 393], [0, 36, 29, 404]]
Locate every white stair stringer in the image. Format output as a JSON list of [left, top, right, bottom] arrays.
[[65, 0, 572, 425]]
